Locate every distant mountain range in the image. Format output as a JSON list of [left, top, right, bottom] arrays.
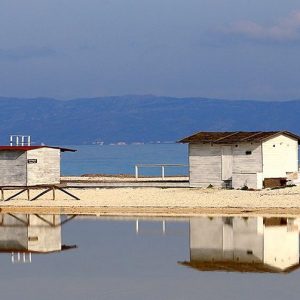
[[0, 95, 299, 145]]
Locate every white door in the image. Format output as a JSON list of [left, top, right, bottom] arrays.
[[221, 146, 233, 180]]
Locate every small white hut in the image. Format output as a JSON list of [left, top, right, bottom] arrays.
[[179, 131, 300, 189], [0, 146, 75, 186]]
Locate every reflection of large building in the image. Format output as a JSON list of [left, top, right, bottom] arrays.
[[180, 216, 300, 273], [0, 214, 77, 263]]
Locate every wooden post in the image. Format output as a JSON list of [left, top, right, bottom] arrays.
[[52, 187, 56, 200], [1, 188, 4, 201], [27, 188, 30, 201]]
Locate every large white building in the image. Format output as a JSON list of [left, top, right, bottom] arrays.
[[179, 131, 300, 189]]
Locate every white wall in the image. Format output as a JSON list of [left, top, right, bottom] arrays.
[[28, 215, 61, 252], [0, 214, 28, 250], [189, 144, 223, 187], [189, 217, 264, 262], [264, 225, 299, 270], [232, 172, 263, 189], [232, 217, 264, 262], [27, 148, 61, 185], [232, 143, 262, 174], [262, 134, 298, 178], [190, 217, 231, 261], [0, 151, 27, 186]]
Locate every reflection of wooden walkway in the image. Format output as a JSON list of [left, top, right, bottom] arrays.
[[0, 185, 80, 202], [0, 213, 77, 227]]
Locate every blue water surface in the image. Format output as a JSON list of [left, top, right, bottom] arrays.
[[61, 144, 188, 176]]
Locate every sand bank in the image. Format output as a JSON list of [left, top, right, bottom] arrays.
[[1, 184, 300, 216]]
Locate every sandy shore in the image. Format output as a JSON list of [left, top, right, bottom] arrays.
[[1, 184, 300, 216]]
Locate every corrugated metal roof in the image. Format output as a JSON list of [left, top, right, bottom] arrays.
[[178, 131, 300, 144], [0, 146, 76, 152]]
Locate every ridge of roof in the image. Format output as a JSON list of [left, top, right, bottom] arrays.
[[178, 131, 300, 144]]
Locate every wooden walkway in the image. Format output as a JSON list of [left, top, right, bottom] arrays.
[[0, 185, 80, 201], [64, 180, 189, 188]]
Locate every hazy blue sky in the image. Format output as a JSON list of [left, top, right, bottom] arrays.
[[1, 0, 300, 100]]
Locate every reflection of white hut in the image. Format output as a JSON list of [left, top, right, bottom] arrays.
[[0, 214, 76, 263], [180, 216, 300, 273]]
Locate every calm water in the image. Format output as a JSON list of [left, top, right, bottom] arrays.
[[61, 144, 188, 176], [0, 214, 299, 299]]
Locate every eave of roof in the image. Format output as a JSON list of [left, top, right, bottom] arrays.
[[178, 260, 300, 274], [0, 146, 76, 152], [178, 131, 300, 144], [0, 245, 77, 253]]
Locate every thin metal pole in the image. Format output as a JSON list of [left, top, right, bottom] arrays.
[[135, 165, 139, 179], [28, 136, 31, 146], [162, 220, 166, 234], [162, 166, 165, 180], [21, 136, 24, 146], [136, 219, 139, 234]]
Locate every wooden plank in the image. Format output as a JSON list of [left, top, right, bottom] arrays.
[[30, 188, 52, 201], [4, 189, 28, 201]]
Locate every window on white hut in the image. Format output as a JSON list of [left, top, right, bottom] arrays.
[[245, 151, 252, 155]]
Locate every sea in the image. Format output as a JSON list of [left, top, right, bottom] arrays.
[[61, 144, 300, 176], [61, 143, 189, 176]]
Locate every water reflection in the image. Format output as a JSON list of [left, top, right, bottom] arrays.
[[0, 214, 77, 263], [180, 216, 300, 273], [0, 213, 299, 274]]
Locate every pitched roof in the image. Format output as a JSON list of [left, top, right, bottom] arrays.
[[178, 261, 300, 274], [0, 146, 76, 152], [178, 131, 300, 144], [0, 244, 77, 254]]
